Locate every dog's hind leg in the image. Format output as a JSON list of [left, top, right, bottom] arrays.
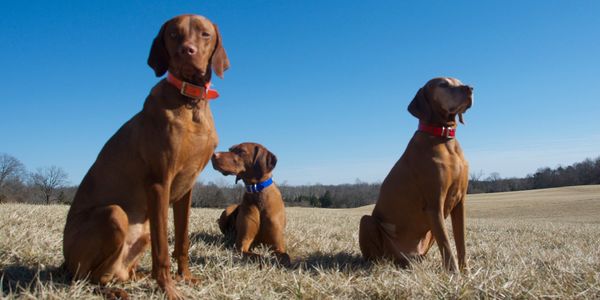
[[64, 204, 130, 284], [359, 215, 385, 261], [218, 204, 240, 236], [359, 215, 412, 266]]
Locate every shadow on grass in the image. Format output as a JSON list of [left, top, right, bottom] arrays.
[[189, 231, 232, 266], [294, 251, 371, 272], [188, 231, 376, 272], [190, 231, 235, 248], [1, 264, 70, 296]]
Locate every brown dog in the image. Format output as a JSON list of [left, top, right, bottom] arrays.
[[211, 143, 291, 266], [359, 77, 473, 272], [63, 15, 229, 299]]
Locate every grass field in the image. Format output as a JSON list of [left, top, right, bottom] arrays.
[[1, 185, 599, 299]]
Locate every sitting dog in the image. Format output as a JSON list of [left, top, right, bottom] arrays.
[[358, 77, 473, 272], [63, 14, 229, 300], [211, 142, 291, 266]]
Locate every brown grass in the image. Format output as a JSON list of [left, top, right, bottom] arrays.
[[1, 185, 599, 299]]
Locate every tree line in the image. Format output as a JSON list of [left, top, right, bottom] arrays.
[[1, 152, 599, 208], [468, 157, 600, 194], [0, 153, 71, 204]]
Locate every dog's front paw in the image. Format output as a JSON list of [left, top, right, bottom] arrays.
[[94, 286, 129, 300], [175, 270, 201, 285], [159, 280, 184, 300]]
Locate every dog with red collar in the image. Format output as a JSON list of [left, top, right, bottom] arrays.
[[359, 77, 473, 272], [211, 142, 291, 267]]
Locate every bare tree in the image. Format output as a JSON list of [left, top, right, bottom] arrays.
[[469, 170, 485, 182], [31, 166, 68, 204], [0, 154, 26, 203]]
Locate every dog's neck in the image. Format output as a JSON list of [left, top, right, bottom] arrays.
[[426, 111, 458, 128], [243, 176, 274, 194], [418, 122, 457, 139], [151, 73, 219, 122], [166, 72, 219, 102]]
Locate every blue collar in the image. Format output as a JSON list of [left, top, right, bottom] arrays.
[[245, 178, 273, 193]]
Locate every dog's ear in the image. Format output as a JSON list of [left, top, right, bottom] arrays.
[[210, 23, 230, 79], [458, 113, 465, 124], [264, 150, 277, 173], [147, 22, 169, 77], [407, 87, 432, 122], [253, 146, 277, 176]]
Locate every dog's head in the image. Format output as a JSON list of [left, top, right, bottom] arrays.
[[211, 143, 277, 184], [408, 77, 473, 125], [148, 14, 230, 83]]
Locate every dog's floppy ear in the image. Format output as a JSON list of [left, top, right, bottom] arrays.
[[407, 88, 432, 122], [264, 150, 277, 173], [210, 24, 230, 79], [253, 146, 277, 176], [147, 22, 169, 77]]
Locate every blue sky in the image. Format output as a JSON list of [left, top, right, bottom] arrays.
[[1, 1, 599, 185]]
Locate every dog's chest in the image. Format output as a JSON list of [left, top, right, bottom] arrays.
[[166, 111, 218, 201], [169, 139, 216, 201], [442, 158, 468, 217]]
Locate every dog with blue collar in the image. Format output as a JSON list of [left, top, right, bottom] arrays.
[[211, 142, 290, 266]]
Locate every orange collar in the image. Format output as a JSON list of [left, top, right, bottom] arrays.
[[166, 73, 219, 100]]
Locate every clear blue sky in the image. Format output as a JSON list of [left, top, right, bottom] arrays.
[[1, 1, 599, 186]]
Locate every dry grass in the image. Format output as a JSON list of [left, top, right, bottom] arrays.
[[1, 185, 599, 299]]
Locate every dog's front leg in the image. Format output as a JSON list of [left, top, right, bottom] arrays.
[[148, 182, 182, 300], [426, 204, 459, 272], [450, 200, 468, 272], [173, 189, 199, 284]]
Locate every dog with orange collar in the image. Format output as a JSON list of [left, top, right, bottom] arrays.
[[63, 14, 229, 300]]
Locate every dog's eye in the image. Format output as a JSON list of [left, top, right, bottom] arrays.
[[230, 148, 244, 155], [169, 32, 179, 39], [201, 32, 211, 39]]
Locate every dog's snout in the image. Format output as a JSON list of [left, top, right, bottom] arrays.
[[462, 85, 473, 95], [179, 44, 198, 56], [211, 153, 220, 161]]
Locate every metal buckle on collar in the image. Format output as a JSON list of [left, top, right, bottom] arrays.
[[441, 127, 455, 138], [247, 184, 258, 193], [180, 81, 204, 99]]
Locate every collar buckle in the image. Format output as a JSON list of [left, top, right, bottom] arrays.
[[247, 184, 258, 193], [441, 126, 455, 138], [245, 178, 274, 193], [418, 122, 457, 138], [180, 81, 205, 100]]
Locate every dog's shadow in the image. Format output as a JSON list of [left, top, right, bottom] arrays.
[[1, 264, 70, 295], [294, 252, 371, 272], [190, 231, 235, 248], [188, 231, 235, 265], [189, 231, 370, 271]]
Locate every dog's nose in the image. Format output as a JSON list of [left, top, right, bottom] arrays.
[[180, 44, 197, 56], [212, 153, 220, 160], [462, 85, 473, 95]]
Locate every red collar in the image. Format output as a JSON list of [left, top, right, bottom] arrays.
[[166, 73, 219, 100], [418, 122, 456, 138]]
